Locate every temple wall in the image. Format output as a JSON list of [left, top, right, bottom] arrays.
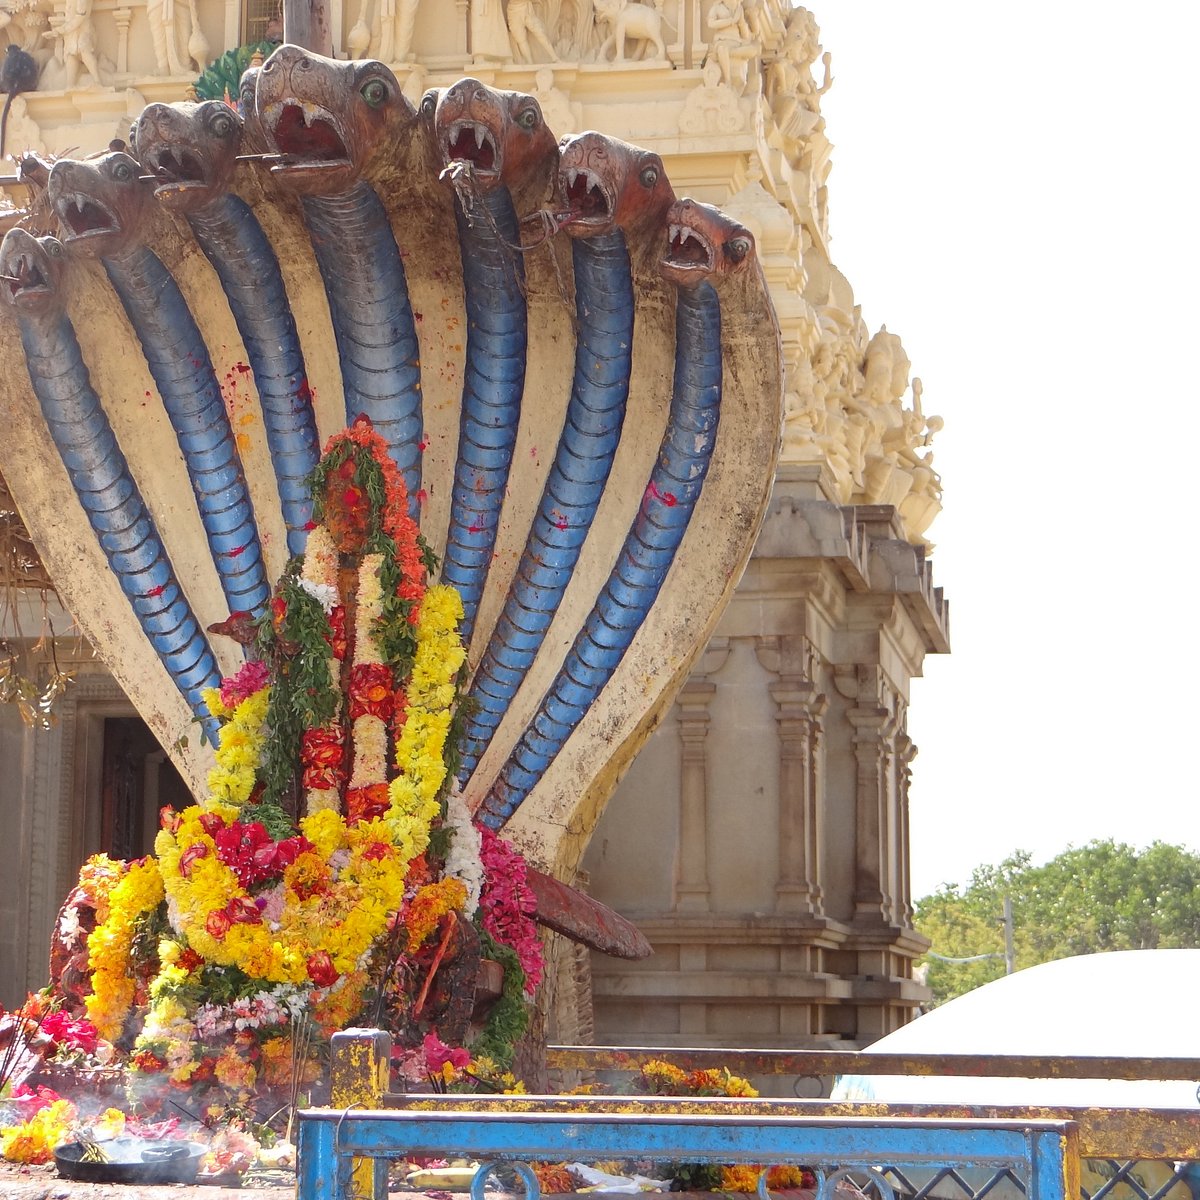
[[583, 466, 946, 1048]]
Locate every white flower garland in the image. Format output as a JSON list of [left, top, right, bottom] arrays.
[[442, 784, 483, 916], [301, 526, 342, 815]]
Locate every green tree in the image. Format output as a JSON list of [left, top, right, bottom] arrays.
[[914, 840, 1200, 1006]]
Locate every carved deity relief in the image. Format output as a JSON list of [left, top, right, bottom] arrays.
[[593, 0, 673, 63], [679, 57, 743, 134], [43, 0, 105, 88], [705, 0, 758, 95], [764, 6, 830, 148], [780, 303, 943, 546], [507, 0, 558, 62], [471, 0, 512, 61], [531, 66, 578, 134]]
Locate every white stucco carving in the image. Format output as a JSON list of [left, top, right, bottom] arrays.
[[0, 0, 941, 552], [593, 0, 672, 63]]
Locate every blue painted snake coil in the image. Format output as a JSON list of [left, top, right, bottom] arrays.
[[187, 193, 320, 557], [301, 181, 423, 513], [14, 298, 222, 741], [479, 280, 722, 826], [104, 244, 271, 624], [460, 228, 634, 779], [440, 184, 528, 645]]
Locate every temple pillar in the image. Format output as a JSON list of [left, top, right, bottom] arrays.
[[674, 679, 716, 913], [758, 635, 827, 916]]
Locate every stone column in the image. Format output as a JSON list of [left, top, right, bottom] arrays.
[[895, 730, 917, 924], [113, 8, 131, 75], [837, 664, 895, 924], [455, 0, 469, 56], [674, 679, 716, 913], [758, 635, 827, 916]]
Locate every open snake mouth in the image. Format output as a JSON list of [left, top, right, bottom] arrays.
[[443, 120, 499, 175], [664, 220, 715, 272], [267, 101, 350, 166], [562, 167, 614, 224], [147, 146, 209, 191], [55, 192, 120, 241], [4, 252, 48, 300]]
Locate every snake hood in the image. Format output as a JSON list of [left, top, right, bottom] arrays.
[[48, 150, 150, 259], [659, 197, 756, 290], [426, 77, 557, 201], [255, 44, 411, 194], [1, 228, 67, 319], [556, 131, 675, 242], [133, 100, 243, 213]]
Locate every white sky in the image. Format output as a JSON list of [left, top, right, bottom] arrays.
[[809, 3, 1200, 898]]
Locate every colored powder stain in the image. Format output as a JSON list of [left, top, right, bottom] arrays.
[[236, 433, 251, 452], [645, 481, 678, 508], [468, 523, 482, 535], [238, 413, 256, 427], [228, 545, 246, 558], [145, 584, 166, 598], [413, 310, 423, 323], [234, 362, 251, 374], [416, 489, 428, 506], [418, 438, 428, 452]]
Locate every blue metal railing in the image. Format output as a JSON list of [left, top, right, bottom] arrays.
[[296, 1105, 1076, 1200]]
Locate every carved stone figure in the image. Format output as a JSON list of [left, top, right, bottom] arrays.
[[471, 0, 512, 61], [507, 0, 558, 62], [185, 0, 210, 71], [377, 0, 419, 62], [706, 0, 757, 95], [531, 66, 576, 135], [764, 6, 830, 145], [347, 1, 371, 59], [593, 0, 672, 63], [145, 0, 188, 76], [44, 0, 102, 89], [679, 57, 743, 134], [2, 5, 48, 56]]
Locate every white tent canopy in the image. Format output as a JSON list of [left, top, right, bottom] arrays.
[[833, 949, 1200, 1108]]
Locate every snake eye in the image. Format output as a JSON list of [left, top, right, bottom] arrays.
[[44, 238, 64, 258], [209, 109, 236, 138], [726, 236, 751, 263], [111, 159, 134, 182], [639, 164, 659, 188], [361, 78, 388, 107], [516, 106, 539, 130], [420, 90, 437, 117]]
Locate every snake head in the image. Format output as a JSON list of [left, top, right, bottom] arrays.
[[255, 44, 411, 194], [433, 77, 557, 196], [556, 132, 675, 240], [1, 227, 67, 317], [47, 151, 149, 258], [133, 101, 243, 213], [659, 198, 756, 289]]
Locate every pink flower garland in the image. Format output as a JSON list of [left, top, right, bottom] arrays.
[[477, 828, 542, 994]]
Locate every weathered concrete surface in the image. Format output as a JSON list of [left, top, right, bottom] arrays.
[[0, 1162, 292, 1199]]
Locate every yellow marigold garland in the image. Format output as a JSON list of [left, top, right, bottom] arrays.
[[84, 857, 165, 1041], [155, 588, 467, 993], [200, 686, 270, 806], [387, 585, 466, 841]]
